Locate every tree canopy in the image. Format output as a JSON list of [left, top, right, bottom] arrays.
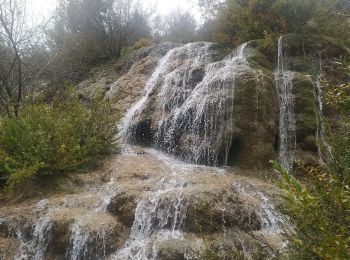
[[200, 0, 350, 47]]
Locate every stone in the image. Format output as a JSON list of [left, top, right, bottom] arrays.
[[153, 236, 204, 260], [46, 208, 128, 259], [106, 43, 181, 113], [231, 68, 277, 169], [184, 189, 261, 234], [108, 192, 138, 227], [0, 237, 18, 260]]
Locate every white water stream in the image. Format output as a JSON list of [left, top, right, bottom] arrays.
[[122, 42, 248, 166], [314, 75, 333, 163], [275, 36, 296, 172]]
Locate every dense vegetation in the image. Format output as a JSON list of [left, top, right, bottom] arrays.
[[0, 89, 118, 198], [199, 0, 350, 47]]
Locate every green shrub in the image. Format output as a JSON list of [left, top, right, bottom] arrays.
[[0, 89, 119, 196], [273, 160, 350, 259]]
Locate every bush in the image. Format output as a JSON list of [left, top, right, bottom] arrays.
[[273, 160, 350, 259], [0, 89, 119, 196]]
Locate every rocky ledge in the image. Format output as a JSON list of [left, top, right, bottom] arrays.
[[0, 147, 287, 259]]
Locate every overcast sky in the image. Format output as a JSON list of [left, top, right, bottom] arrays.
[[29, 0, 200, 19]]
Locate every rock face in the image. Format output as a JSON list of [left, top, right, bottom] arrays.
[[74, 34, 349, 170], [250, 34, 350, 168], [76, 60, 120, 103], [113, 35, 349, 169], [106, 43, 180, 113], [118, 42, 279, 168]]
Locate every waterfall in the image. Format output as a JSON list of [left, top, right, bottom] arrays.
[[122, 42, 248, 166], [112, 176, 187, 260], [67, 218, 108, 260], [314, 75, 333, 163], [15, 201, 53, 260], [275, 36, 296, 172], [120, 45, 185, 143], [1, 146, 288, 259], [232, 182, 285, 233], [11, 177, 120, 260]]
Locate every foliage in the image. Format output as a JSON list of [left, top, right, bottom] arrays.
[[201, 241, 272, 260], [273, 159, 350, 259], [44, 0, 151, 86], [0, 0, 46, 117], [325, 81, 350, 112], [0, 88, 119, 196], [324, 63, 350, 112], [48, 0, 151, 58], [152, 9, 198, 43], [208, 0, 350, 47]]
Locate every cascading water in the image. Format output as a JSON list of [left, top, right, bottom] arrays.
[[112, 175, 187, 260], [232, 182, 284, 233], [155, 43, 248, 166], [112, 43, 286, 258], [120, 45, 183, 143], [14, 202, 53, 260], [67, 218, 108, 260], [9, 176, 120, 260], [314, 75, 333, 163], [275, 36, 296, 172], [122, 42, 249, 166]]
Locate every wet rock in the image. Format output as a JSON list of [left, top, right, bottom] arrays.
[[184, 184, 262, 234], [246, 45, 274, 70], [108, 192, 138, 227], [0, 148, 286, 260], [154, 237, 204, 260], [106, 43, 181, 113], [231, 66, 277, 169], [0, 237, 18, 260], [46, 209, 128, 259], [120, 43, 279, 169], [294, 150, 319, 168], [200, 229, 278, 260], [71, 34, 348, 171], [293, 74, 317, 144], [0, 212, 35, 239]]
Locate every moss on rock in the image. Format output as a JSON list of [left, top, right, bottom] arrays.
[[230, 67, 277, 168], [301, 135, 318, 152]]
